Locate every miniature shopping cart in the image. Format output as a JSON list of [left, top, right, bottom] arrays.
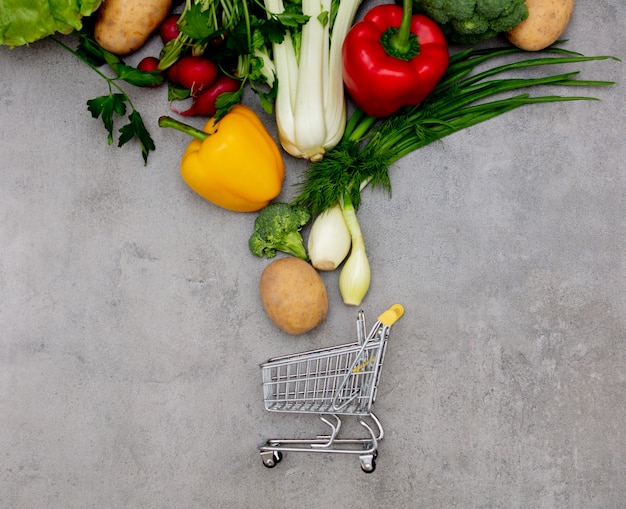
[[259, 304, 404, 473]]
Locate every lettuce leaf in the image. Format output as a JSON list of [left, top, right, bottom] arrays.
[[0, 0, 103, 47]]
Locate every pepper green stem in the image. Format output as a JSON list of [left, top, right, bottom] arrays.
[[158, 116, 210, 142], [380, 0, 420, 61]]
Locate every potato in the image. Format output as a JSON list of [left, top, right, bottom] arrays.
[[260, 257, 328, 335], [506, 0, 575, 52], [94, 0, 173, 55]]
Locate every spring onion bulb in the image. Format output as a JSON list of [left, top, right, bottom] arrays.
[[307, 203, 351, 271], [338, 193, 370, 306]]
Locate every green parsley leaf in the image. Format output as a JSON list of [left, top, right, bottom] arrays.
[[251, 81, 278, 115], [226, 17, 252, 54], [102, 50, 122, 70], [215, 89, 243, 111], [259, 17, 289, 45], [180, 3, 218, 40], [277, 12, 310, 28], [87, 94, 127, 144], [53, 35, 157, 163], [116, 64, 164, 87], [75, 34, 106, 67], [118, 111, 155, 165]]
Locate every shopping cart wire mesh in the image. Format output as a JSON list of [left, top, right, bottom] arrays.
[[259, 304, 404, 473]]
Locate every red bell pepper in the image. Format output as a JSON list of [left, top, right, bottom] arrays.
[[342, 0, 449, 118]]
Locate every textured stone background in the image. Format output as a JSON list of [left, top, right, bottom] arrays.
[[1, 2, 624, 508]]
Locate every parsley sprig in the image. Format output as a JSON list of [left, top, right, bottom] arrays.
[[52, 34, 162, 165]]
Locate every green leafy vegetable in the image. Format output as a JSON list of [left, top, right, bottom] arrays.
[[180, 3, 222, 40], [53, 34, 160, 165], [0, 0, 103, 47]]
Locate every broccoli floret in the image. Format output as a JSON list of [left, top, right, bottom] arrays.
[[248, 202, 311, 260], [476, 0, 508, 19], [488, 1, 529, 33], [451, 13, 490, 36], [412, 0, 529, 44]]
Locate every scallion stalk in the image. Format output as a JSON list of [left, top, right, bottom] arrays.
[[293, 44, 619, 214], [338, 191, 370, 306]]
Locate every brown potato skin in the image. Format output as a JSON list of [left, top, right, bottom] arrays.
[[94, 0, 173, 55], [506, 0, 575, 51], [260, 257, 328, 335]]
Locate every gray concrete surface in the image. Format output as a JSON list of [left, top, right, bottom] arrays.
[[1, 2, 625, 508]]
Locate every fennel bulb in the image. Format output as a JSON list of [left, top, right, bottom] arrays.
[[307, 203, 351, 271], [264, 0, 363, 161]]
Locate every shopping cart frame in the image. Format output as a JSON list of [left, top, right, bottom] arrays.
[[258, 304, 404, 473]]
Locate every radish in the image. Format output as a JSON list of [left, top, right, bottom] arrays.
[[167, 60, 181, 83], [174, 75, 241, 116], [160, 14, 181, 44], [172, 55, 218, 93], [137, 56, 164, 87], [137, 56, 160, 72]]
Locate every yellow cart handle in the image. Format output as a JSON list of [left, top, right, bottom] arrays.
[[377, 304, 404, 327]]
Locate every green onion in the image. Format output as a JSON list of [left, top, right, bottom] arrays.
[[307, 202, 352, 271], [293, 44, 619, 215], [338, 191, 370, 306]]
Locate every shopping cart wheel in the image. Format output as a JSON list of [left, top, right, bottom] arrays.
[[359, 454, 377, 473], [261, 450, 283, 468]]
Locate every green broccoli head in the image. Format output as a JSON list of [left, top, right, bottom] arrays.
[[488, 1, 529, 33], [412, 0, 529, 44], [248, 202, 311, 260]]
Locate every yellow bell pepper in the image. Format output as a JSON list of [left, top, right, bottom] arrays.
[[159, 105, 284, 212]]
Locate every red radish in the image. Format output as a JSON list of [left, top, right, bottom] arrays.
[[173, 55, 218, 93], [174, 75, 241, 116], [137, 56, 160, 72], [160, 14, 181, 44], [137, 56, 163, 87], [167, 60, 181, 83]]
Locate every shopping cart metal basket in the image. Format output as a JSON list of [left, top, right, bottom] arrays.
[[259, 304, 404, 473]]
